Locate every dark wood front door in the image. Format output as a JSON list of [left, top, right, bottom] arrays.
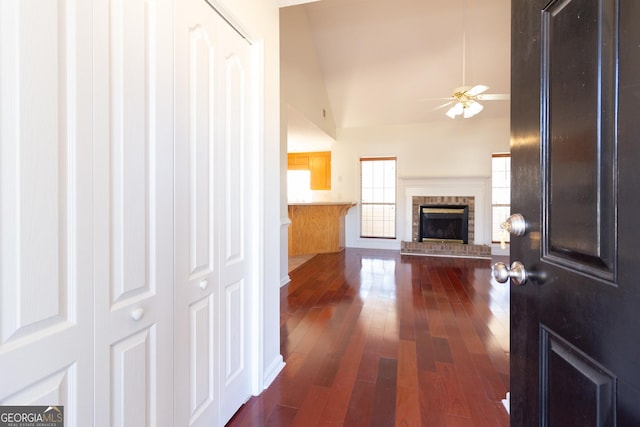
[[510, 0, 640, 425]]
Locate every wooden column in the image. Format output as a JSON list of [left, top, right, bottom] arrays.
[[288, 202, 356, 255]]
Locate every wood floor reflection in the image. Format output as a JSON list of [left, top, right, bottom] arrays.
[[227, 248, 510, 427]]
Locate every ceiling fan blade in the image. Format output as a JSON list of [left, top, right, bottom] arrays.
[[417, 97, 454, 102], [453, 85, 472, 94], [431, 101, 454, 111], [466, 85, 489, 96], [477, 93, 510, 101]]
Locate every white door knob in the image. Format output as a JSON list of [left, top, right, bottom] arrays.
[[130, 308, 145, 321]]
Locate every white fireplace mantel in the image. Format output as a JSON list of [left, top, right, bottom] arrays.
[[398, 176, 492, 245]]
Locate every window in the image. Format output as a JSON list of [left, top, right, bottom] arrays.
[[492, 153, 511, 244], [287, 170, 312, 203], [360, 157, 396, 238]]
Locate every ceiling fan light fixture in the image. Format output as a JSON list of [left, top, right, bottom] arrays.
[[444, 86, 492, 118], [446, 99, 485, 119], [463, 100, 483, 118], [446, 101, 466, 119]]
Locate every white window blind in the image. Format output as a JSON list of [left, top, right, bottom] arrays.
[[492, 153, 511, 243], [360, 157, 396, 239]]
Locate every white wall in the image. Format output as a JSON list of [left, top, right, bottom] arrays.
[[279, 4, 339, 288], [280, 6, 336, 139], [330, 117, 511, 251]]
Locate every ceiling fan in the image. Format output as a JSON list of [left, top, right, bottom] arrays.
[[433, 0, 509, 119], [435, 85, 510, 119]]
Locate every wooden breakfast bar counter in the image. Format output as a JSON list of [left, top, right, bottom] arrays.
[[288, 202, 357, 256]]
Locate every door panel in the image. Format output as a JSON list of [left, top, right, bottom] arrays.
[[93, 0, 174, 424], [540, 327, 616, 426], [111, 328, 156, 427], [175, 4, 219, 424], [1, 0, 73, 340], [541, 0, 617, 279], [175, 1, 253, 425], [187, 22, 218, 420], [188, 24, 216, 280], [0, 0, 94, 424], [189, 296, 216, 419], [511, 0, 640, 425], [219, 23, 253, 424]]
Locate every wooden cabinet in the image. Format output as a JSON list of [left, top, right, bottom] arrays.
[[309, 152, 331, 190], [287, 152, 309, 169], [288, 202, 356, 255], [287, 151, 331, 190]]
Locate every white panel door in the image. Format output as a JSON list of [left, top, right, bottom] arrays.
[[174, 1, 254, 426], [216, 18, 254, 424], [0, 0, 94, 425], [174, 7, 218, 424], [93, 0, 174, 425]]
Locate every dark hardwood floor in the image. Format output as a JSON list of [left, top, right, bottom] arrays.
[[227, 248, 510, 426]]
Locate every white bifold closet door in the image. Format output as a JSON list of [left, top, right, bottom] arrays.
[[0, 0, 254, 425], [0, 0, 175, 425], [0, 0, 95, 424], [174, 0, 255, 426], [92, 0, 175, 425]]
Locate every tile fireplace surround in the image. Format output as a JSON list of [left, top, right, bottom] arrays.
[[401, 195, 491, 258]]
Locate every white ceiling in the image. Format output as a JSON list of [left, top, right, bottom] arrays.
[[280, 0, 511, 132]]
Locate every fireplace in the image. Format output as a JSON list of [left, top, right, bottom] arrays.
[[419, 204, 469, 244], [402, 194, 490, 258]]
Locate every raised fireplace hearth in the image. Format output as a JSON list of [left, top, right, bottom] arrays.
[[401, 195, 491, 258]]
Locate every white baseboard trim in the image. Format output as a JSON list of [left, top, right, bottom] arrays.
[[502, 391, 510, 414], [263, 355, 285, 390], [491, 244, 510, 256], [280, 274, 291, 288]]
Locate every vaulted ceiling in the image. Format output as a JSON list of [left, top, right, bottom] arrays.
[[279, 0, 511, 132]]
